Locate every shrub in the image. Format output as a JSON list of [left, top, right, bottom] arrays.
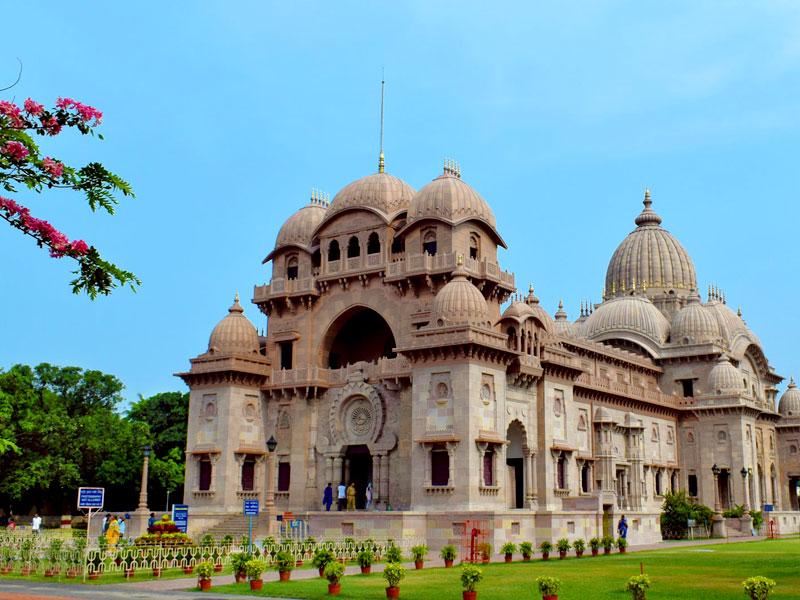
[[742, 576, 776, 600], [385, 544, 403, 563], [617, 537, 629, 550], [230, 552, 251, 575], [519, 541, 533, 557], [624, 574, 651, 600], [196, 560, 214, 580], [440, 545, 457, 561], [750, 511, 764, 530], [536, 575, 562, 595], [660, 489, 714, 539], [500, 542, 517, 556], [478, 542, 493, 559], [273, 550, 295, 573], [324, 560, 345, 585], [357, 548, 375, 568], [461, 563, 484, 592], [589, 537, 601, 551], [312, 548, 336, 570], [382, 561, 406, 588], [245, 559, 266, 580], [410, 544, 428, 561], [573, 538, 585, 553], [221, 534, 234, 545], [722, 504, 746, 519], [556, 538, 571, 553], [539, 540, 554, 554], [601, 535, 615, 550]]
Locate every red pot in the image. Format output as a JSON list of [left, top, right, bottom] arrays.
[[591, 549, 598, 557], [214, 563, 223, 572], [559, 551, 567, 560], [89, 572, 101, 580], [542, 553, 549, 561], [152, 568, 162, 577], [66, 570, 77, 579], [184, 566, 194, 574], [444, 559, 454, 568], [361, 566, 371, 574], [576, 551, 583, 558], [319, 567, 325, 577], [44, 569, 53, 577], [414, 560, 423, 569], [279, 571, 291, 581], [250, 579, 263, 591], [53, 567, 61, 574], [619, 548, 626, 554], [463, 592, 477, 600], [386, 587, 400, 599], [235, 573, 247, 583], [125, 569, 135, 578], [504, 555, 512, 563], [604, 548, 611, 555], [199, 579, 211, 591], [20, 567, 29, 576], [523, 556, 531, 562], [328, 583, 341, 595], [543, 596, 558, 600]]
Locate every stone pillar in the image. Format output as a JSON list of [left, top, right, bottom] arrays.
[[379, 454, 390, 506], [333, 456, 343, 484], [325, 456, 334, 486], [373, 455, 382, 504], [446, 442, 459, 488], [523, 448, 533, 500]]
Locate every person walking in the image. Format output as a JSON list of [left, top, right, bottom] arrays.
[[31, 513, 42, 535], [337, 482, 347, 511], [148, 512, 156, 530], [118, 515, 127, 539], [323, 483, 333, 511], [346, 482, 356, 511], [617, 515, 628, 539], [365, 482, 373, 510], [106, 516, 120, 548]]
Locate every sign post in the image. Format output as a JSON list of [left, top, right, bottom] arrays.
[[172, 505, 189, 534], [243, 500, 259, 555], [77, 487, 104, 583]]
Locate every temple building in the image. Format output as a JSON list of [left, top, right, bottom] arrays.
[[177, 156, 800, 545]]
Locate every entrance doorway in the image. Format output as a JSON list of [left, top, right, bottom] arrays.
[[506, 421, 525, 509], [718, 469, 730, 510], [789, 476, 799, 511], [344, 445, 373, 509], [602, 504, 613, 537]]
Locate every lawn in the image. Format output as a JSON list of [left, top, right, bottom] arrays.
[[202, 539, 800, 599]]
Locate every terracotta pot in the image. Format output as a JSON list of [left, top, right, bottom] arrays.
[[463, 592, 477, 600], [319, 566, 325, 577], [235, 573, 247, 583], [279, 571, 291, 581], [152, 568, 162, 577], [89, 572, 101, 580], [53, 566, 61, 574], [199, 579, 211, 591], [44, 569, 53, 577], [338, 558, 347, 564], [361, 565, 371, 574], [559, 551, 567, 560], [328, 583, 341, 595], [481, 558, 490, 565], [386, 587, 400, 599], [183, 566, 194, 574], [66, 570, 77, 579], [296, 559, 303, 567], [591, 549, 598, 557], [543, 596, 558, 600], [214, 563, 223, 572], [619, 547, 627, 554], [20, 567, 29, 576], [522, 555, 531, 562], [125, 569, 135, 578], [604, 548, 611, 555], [415, 560, 424, 569], [576, 551, 583, 558], [250, 579, 263, 591], [504, 555, 512, 563], [444, 559, 454, 568], [542, 553, 549, 561]]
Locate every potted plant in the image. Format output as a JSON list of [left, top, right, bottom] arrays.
[[520, 541, 533, 562], [625, 574, 651, 600], [556, 538, 570, 560], [313, 547, 336, 577], [211, 546, 224, 572], [274, 550, 295, 581], [440, 544, 457, 567], [196, 560, 214, 591], [385, 544, 403, 564], [382, 561, 406, 599], [536, 575, 562, 600], [461, 563, 484, 600], [245, 559, 266, 591], [588, 537, 600, 557], [477, 542, 493, 565], [601, 535, 614, 555], [357, 547, 375, 574], [45, 538, 63, 576], [500, 542, 516, 563], [616, 537, 628, 554], [742, 576, 776, 600], [573, 538, 585, 558], [411, 544, 428, 569], [325, 560, 346, 595], [231, 552, 251, 583], [539, 540, 553, 561]]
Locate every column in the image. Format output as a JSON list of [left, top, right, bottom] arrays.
[[333, 456, 343, 484], [529, 452, 537, 500], [446, 442, 459, 488], [325, 456, 334, 486], [379, 453, 390, 505], [373, 455, 382, 504]]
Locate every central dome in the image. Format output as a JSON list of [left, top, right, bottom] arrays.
[[605, 190, 697, 299], [326, 172, 415, 221]]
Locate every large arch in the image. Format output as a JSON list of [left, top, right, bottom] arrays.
[[319, 305, 398, 369]]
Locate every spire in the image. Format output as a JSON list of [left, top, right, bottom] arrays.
[[737, 306, 742, 317], [378, 74, 385, 173], [554, 298, 568, 321], [634, 187, 663, 227], [229, 293, 243, 314]]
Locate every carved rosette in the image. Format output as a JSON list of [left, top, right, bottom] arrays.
[[328, 381, 385, 448]]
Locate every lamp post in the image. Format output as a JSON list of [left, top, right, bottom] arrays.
[[266, 436, 277, 510], [711, 463, 721, 511], [710, 464, 726, 537], [137, 444, 151, 511], [741, 467, 749, 511]]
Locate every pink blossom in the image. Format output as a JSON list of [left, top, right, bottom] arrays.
[[0, 101, 24, 128], [42, 157, 64, 179], [1, 141, 29, 161], [0, 195, 90, 258], [23, 98, 44, 116], [40, 115, 62, 136], [55, 96, 103, 126]]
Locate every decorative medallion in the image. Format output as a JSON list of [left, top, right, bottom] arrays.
[[243, 402, 257, 421], [435, 382, 449, 400], [351, 404, 373, 436], [481, 383, 491, 404]]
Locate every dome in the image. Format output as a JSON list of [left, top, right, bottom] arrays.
[[779, 378, 800, 415], [502, 300, 535, 321], [671, 295, 722, 345], [523, 285, 553, 331], [429, 264, 491, 328], [707, 355, 744, 395], [605, 190, 697, 299], [593, 406, 613, 423], [553, 300, 578, 337], [265, 197, 327, 262], [325, 172, 415, 221], [208, 295, 260, 355], [579, 295, 670, 355], [706, 298, 750, 344]]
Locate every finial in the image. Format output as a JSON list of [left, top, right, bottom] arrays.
[[235, 292, 239, 303], [632, 277, 636, 292], [456, 161, 461, 178], [589, 301, 593, 314], [558, 298, 564, 309], [644, 187, 651, 206], [642, 280, 647, 292], [722, 291, 726, 305], [457, 253, 463, 266], [602, 286, 606, 301], [529, 283, 533, 294], [379, 152, 385, 174], [580, 300, 585, 317], [634, 187, 662, 227], [621, 280, 626, 292], [737, 306, 742, 317], [707, 283, 711, 301]]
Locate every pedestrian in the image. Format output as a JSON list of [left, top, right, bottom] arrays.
[[323, 483, 333, 511], [118, 515, 127, 538], [6, 518, 15, 531], [365, 482, 373, 510], [337, 482, 347, 511], [102, 513, 111, 533], [148, 512, 156, 529], [31, 513, 42, 535], [346, 482, 356, 511], [106, 516, 120, 548], [617, 514, 628, 539]]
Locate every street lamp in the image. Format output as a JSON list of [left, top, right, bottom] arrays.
[[137, 444, 152, 511], [711, 464, 721, 512], [265, 436, 277, 510], [741, 467, 749, 511]]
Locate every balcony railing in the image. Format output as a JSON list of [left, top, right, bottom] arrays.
[[270, 357, 412, 389], [575, 372, 680, 408]]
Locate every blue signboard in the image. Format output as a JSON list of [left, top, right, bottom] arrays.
[[77, 487, 104, 509], [244, 499, 260, 516], [763, 504, 774, 512], [172, 504, 189, 533]]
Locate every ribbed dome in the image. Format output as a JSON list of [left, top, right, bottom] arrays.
[[707, 355, 744, 395], [408, 170, 497, 230], [706, 299, 750, 344], [553, 300, 578, 337], [430, 265, 490, 328], [593, 406, 613, 423], [274, 200, 327, 251], [326, 172, 415, 220], [580, 295, 670, 351], [502, 300, 535, 321], [605, 190, 697, 299], [671, 295, 722, 344], [779, 378, 800, 415], [523, 286, 553, 331], [208, 295, 260, 355]]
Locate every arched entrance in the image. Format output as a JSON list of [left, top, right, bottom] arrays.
[[344, 444, 373, 510], [506, 421, 526, 509], [322, 307, 397, 369]]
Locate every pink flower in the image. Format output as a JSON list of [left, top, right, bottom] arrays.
[[40, 115, 62, 136], [69, 240, 89, 256], [23, 99, 43, 116], [1, 141, 29, 161], [56, 96, 103, 126], [0, 101, 24, 128], [42, 157, 64, 179]]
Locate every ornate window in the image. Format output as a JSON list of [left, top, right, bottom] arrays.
[[277, 462, 291, 492], [347, 236, 360, 258], [655, 470, 663, 496], [367, 232, 380, 254], [286, 255, 299, 280], [580, 464, 590, 493], [557, 456, 567, 490], [241, 458, 255, 491], [199, 458, 212, 491], [328, 240, 340, 261], [431, 449, 449, 486], [423, 230, 437, 256], [469, 233, 480, 260], [483, 451, 495, 486]]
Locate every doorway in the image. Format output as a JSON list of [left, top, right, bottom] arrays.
[[345, 445, 373, 509], [506, 421, 526, 509], [602, 504, 613, 538], [718, 469, 730, 510]]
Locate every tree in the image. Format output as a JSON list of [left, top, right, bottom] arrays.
[[660, 489, 714, 539], [0, 95, 139, 298]]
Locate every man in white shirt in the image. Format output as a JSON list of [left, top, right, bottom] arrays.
[[118, 516, 127, 538], [31, 513, 42, 534], [337, 483, 346, 511]]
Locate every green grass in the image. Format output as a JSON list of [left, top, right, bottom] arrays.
[[200, 539, 800, 599]]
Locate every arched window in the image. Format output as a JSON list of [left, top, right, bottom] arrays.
[[367, 232, 380, 254], [423, 230, 437, 256], [506, 327, 517, 350], [581, 464, 590, 493], [655, 470, 663, 496], [241, 458, 255, 491], [199, 458, 212, 491], [328, 240, 340, 261], [286, 256, 298, 280], [483, 450, 495, 486], [557, 456, 567, 490], [347, 236, 360, 258], [311, 249, 321, 271], [688, 474, 698, 497], [391, 235, 404, 255], [469, 233, 480, 260]]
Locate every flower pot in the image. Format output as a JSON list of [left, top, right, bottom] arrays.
[[543, 596, 558, 600], [279, 571, 291, 581], [66, 569, 77, 579], [361, 566, 371, 574], [199, 579, 211, 591], [386, 587, 400, 599], [250, 579, 263, 591], [542, 553, 549, 561], [89, 572, 101, 580], [481, 558, 490, 564], [506, 554, 514, 563], [319, 566, 325, 577], [328, 583, 341, 595], [44, 569, 54, 577], [53, 566, 61, 575], [576, 551, 583, 558], [415, 560, 424, 569], [214, 563, 223, 572], [444, 559, 454, 568], [522, 555, 531, 562], [235, 573, 247, 583], [339, 558, 347, 564], [125, 568, 135, 578], [152, 568, 162, 577], [559, 551, 567, 560], [183, 566, 194, 575], [604, 548, 611, 555], [619, 547, 627, 554], [463, 592, 477, 600], [296, 559, 303, 567], [20, 567, 29, 576], [591, 549, 598, 557]]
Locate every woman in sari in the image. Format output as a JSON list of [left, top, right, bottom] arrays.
[[106, 515, 120, 548]]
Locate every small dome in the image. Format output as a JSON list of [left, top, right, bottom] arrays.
[[779, 378, 800, 415], [671, 295, 722, 344], [502, 300, 535, 321], [579, 295, 670, 353], [593, 406, 613, 423], [429, 264, 490, 328], [623, 412, 642, 428], [707, 355, 744, 395], [553, 300, 578, 337], [208, 295, 260, 355], [326, 172, 415, 220], [523, 285, 553, 331], [267, 199, 327, 261], [605, 190, 697, 299], [706, 298, 750, 344]]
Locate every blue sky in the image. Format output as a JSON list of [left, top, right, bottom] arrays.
[[2, 1, 799, 405]]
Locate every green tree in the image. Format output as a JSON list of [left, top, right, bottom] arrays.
[[660, 489, 714, 539]]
